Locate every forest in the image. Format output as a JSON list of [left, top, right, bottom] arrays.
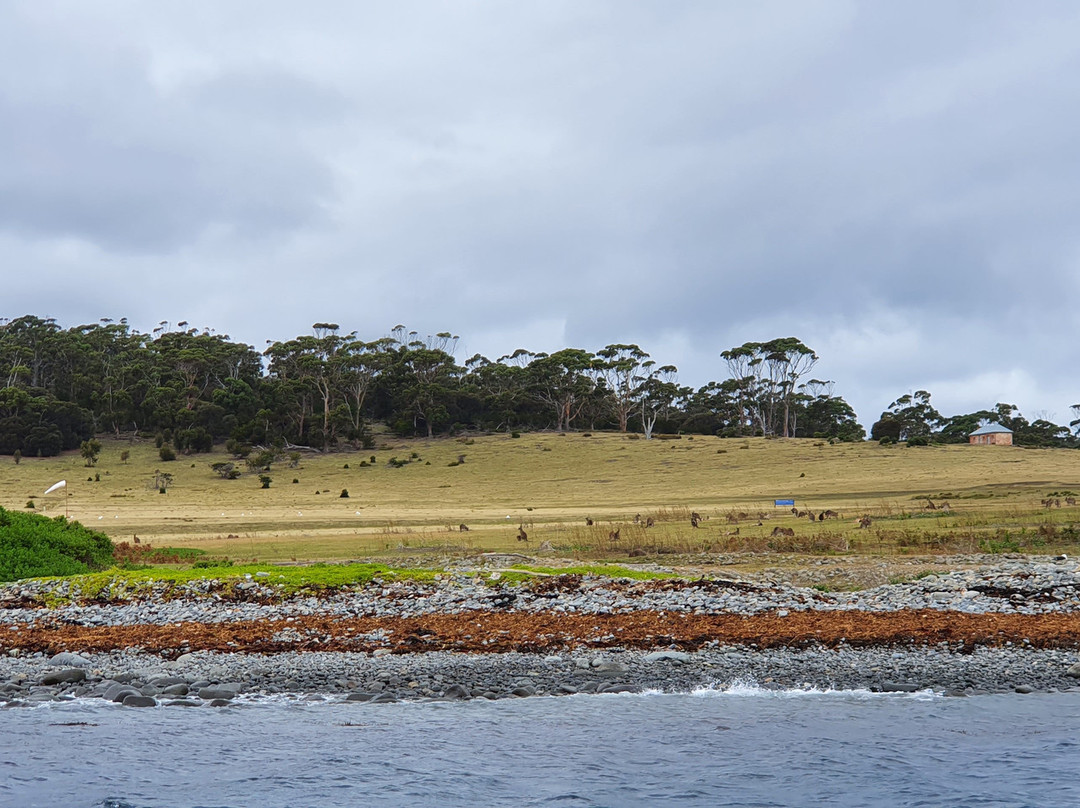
[[0, 315, 1073, 457]]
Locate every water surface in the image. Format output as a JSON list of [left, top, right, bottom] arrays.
[[3, 686, 1078, 807]]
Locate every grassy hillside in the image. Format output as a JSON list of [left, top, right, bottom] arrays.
[[2, 433, 1078, 563]]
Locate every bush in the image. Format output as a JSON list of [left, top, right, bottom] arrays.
[[906, 436, 929, 447], [159, 444, 177, 461], [259, 475, 272, 489], [175, 427, 213, 454], [511, 432, 521, 439], [340, 489, 350, 498], [878, 437, 894, 446], [0, 509, 114, 581]]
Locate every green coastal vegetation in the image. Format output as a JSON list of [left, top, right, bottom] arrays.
[[0, 508, 114, 581]]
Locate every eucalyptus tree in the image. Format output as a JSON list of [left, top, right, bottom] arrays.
[[596, 343, 651, 433], [381, 329, 462, 437], [635, 362, 684, 439], [721, 338, 818, 437], [463, 349, 536, 431], [527, 349, 598, 431]]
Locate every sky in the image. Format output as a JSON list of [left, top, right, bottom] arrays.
[[2, 1, 1079, 428]]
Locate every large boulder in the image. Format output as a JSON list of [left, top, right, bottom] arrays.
[[40, 668, 87, 686]]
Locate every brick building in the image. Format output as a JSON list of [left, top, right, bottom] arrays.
[[968, 423, 1013, 445]]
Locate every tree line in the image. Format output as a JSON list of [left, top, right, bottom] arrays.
[[0, 316, 866, 456], [1, 314, 1073, 457]]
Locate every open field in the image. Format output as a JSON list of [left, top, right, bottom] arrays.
[[3, 433, 1080, 569]]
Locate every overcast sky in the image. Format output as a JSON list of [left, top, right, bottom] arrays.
[[2, 1, 1079, 427]]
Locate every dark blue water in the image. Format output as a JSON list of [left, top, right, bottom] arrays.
[[2, 686, 1079, 808]]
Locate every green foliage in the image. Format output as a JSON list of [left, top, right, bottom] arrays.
[[159, 444, 177, 461], [193, 559, 234, 569], [12, 449, 21, 464], [906, 436, 929, 447], [210, 461, 240, 479], [259, 474, 272, 489], [340, 488, 349, 498], [80, 438, 102, 466], [0, 508, 114, 581]]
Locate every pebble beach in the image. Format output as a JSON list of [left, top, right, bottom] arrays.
[[3, 556, 1080, 707]]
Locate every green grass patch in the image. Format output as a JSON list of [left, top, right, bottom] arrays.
[[30, 562, 446, 602]]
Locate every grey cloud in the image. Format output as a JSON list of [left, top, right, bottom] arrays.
[[1, 1, 1079, 425]]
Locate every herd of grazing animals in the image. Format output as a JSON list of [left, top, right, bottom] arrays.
[[501, 493, 1073, 545]]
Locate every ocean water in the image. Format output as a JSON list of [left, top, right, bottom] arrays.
[[2, 686, 1079, 808]]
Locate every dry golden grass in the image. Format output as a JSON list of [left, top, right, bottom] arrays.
[[2, 433, 1079, 562]]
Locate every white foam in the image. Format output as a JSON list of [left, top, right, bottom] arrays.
[[690, 679, 940, 700]]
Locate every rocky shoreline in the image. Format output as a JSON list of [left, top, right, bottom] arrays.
[[3, 558, 1080, 706]]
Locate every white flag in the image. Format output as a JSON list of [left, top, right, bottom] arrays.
[[43, 480, 67, 496]]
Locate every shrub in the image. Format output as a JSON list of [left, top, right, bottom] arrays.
[[25, 500, 34, 509], [120, 450, 130, 463], [226, 439, 252, 459], [511, 432, 521, 439], [906, 436, 929, 447], [12, 450, 21, 465], [80, 439, 102, 467], [340, 489, 350, 498], [878, 437, 894, 446], [259, 475, 272, 489], [0, 509, 114, 581], [159, 444, 177, 461]]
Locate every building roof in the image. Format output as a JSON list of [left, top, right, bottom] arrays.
[[969, 422, 1013, 436]]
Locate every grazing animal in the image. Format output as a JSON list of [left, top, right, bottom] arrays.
[[791, 507, 799, 515], [517, 526, 528, 542], [1066, 497, 1077, 506], [586, 517, 594, 525], [645, 517, 655, 528], [822, 509, 840, 519], [690, 515, 700, 528], [727, 527, 740, 536], [771, 526, 795, 537], [459, 523, 469, 532], [939, 502, 951, 512], [1056, 498, 1062, 508], [808, 513, 816, 523], [925, 498, 937, 510], [133, 534, 140, 545], [818, 512, 825, 522], [609, 528, 621, 541], [858, 516, 872, 529], [634, 513, 642, 524]]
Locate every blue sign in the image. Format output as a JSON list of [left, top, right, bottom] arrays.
[[774, 499, 795, 507]]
